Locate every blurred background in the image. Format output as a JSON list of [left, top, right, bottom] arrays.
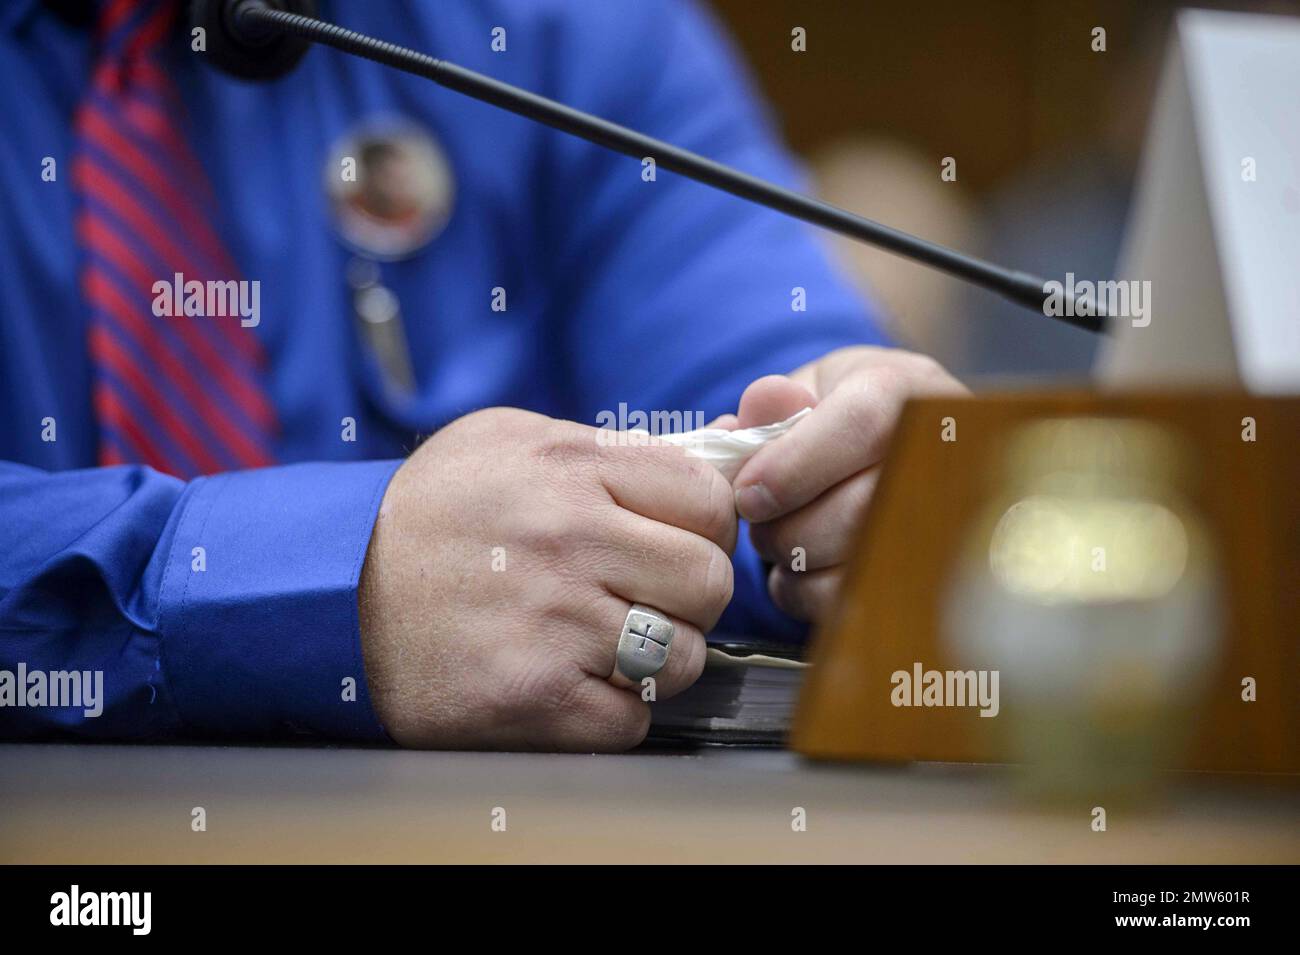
[[709, 0, 1298, 386]]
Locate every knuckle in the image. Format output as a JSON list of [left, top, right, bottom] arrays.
[[577, 691, 650, 751], [698, 543, 734, 623], [540, 583, 608, 647], [532, 421, 598, 478], [885, 350, 964, 394], [493, 652, 573, 727], [905, 352, 964, 394], [698, 460, 738, 546], [676, 630, 706, 688], [841, 387, 889, 440], [612, 703, 652, 750], [844, 468, 878, 515], [901, 350, 945, 378], [767, 567, 799, 618], [515, 504, 580, 563]]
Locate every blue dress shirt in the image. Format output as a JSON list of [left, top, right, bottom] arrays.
[[0, 0, 886, 741]]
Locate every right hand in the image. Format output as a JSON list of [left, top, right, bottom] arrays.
[[358, 407, 737, 751]]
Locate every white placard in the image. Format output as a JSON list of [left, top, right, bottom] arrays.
[[1098, 10, 1300, 394]]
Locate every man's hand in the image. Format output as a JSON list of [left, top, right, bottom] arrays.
[[732, 346, 967, 622], [358, 408, 736, 751]]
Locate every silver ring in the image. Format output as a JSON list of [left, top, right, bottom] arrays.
[[616, 604, 675, 682]]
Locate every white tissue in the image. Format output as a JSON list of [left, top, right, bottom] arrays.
[[647, 407, 811, 481]]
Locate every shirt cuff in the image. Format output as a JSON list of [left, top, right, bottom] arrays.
[[157, 460, 400, 741]]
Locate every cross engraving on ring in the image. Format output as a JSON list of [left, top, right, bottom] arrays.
[[628, 615, 670, 655]]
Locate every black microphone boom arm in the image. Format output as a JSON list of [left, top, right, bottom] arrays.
[[215, 0, 1105, 333]]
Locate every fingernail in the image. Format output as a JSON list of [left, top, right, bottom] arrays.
[[735, 482, 778, 522]]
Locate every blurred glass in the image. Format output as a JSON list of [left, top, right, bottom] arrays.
[[945, 418, 1222, 801]]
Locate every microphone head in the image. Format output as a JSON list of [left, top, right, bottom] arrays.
[[190, 0, 318, 81]]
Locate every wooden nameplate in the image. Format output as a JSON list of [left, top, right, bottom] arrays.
[[791, 391, 1299, 773]]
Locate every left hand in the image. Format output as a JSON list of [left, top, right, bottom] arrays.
[[732, 346, 968, 622]]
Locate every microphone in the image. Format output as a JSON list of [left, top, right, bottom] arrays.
[[191, 0, 1107, 333], [191, 0, 317, 80]]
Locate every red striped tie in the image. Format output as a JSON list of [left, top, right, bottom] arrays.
[[74, 0, 277, 478]]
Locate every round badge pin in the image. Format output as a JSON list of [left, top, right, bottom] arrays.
[[324, 121, 455, 261]]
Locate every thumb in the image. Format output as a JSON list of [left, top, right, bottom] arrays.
[[736, 374, 818, 429]]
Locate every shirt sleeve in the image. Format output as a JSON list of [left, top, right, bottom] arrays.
[[541, 0, 889, 642], [0, 459, 398, 741]]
